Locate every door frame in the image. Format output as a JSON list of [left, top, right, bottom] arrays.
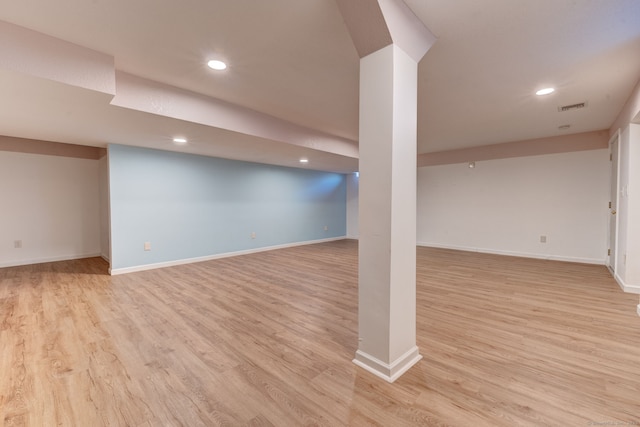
[[608, 129, 621, 273]]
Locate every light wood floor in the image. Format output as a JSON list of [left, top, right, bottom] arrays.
[[1, 240, 639, 426]]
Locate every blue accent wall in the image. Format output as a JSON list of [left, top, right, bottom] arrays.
[[108, 144, 347, 270]]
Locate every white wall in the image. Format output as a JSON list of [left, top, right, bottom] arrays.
[[617, 127, 630, 282], [415, 149, 610, 263], [0, 151, 101, 267], [615, 124, 640, 289], [626, 125, 640, 286]]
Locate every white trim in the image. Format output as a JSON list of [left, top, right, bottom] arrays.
[[637, 305, 640, 317], [109, 236, 346, 275], [607, 130, 621, 273], [0, 252, 102, 269], [353, 346, 422, 383], [417, 241, 605, 265], [613, 271, 640, 294]]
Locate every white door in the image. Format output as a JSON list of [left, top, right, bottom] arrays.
[[608, 132, 619, 272]]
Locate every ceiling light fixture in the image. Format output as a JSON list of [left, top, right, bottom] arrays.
[[207, 60, 227, 71], [299, 158, 309, 164], [468, 162, 475, 169], [536, 87, 555, 96], [173, 137, 188, 145]]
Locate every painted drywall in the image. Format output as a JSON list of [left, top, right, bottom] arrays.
[[417, 131, 608, 167], [625, 125, 640, 286], [415, 149, 610, 263], [346, 172, 359, 238], [615, 124, 640, 290], [108, 144, 347, 272], [616, 127, 630, 283], [98, 155, 110, 260], [611, 77, 640, 134], [354, 45, 420, 380], [0, 151, 101, 267]]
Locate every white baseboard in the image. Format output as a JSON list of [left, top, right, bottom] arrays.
[[101, 254, 110, 262], [109, 236, 346, 275], [0, 252, 103, 269], [353, 346, 422, 383], [416, 241, 605, 265], [613, 271, 640, 295]]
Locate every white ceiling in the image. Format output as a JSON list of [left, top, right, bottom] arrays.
[[1, 0, 639, 172]]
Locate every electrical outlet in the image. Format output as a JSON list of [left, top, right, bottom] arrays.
[[144, 242, 151, 251], [251, 232, 256, 239], [540, 235, 547, 243], [324, 225, 328, 231], [14, 240, 22, 249]]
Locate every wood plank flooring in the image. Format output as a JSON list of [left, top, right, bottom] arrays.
[[1, 240, 639, 426]]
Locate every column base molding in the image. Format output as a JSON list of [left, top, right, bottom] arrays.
[[353, 346, 422, 383]]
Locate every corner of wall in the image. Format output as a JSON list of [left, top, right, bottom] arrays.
[[611, 76, 640, 136]]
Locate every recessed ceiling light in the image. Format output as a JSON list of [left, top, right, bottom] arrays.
[[536, 87, 555, 96], [207, 60, 227, 71], [299, 158, 309, 163], [173, 137, 188, 145]]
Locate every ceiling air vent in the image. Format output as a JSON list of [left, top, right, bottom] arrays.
[[558, 101, 587, 112]]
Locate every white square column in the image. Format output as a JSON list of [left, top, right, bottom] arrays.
[[353, 44, 421, 382]]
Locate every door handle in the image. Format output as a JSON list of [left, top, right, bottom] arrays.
[[612, 210, 617, 215]]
